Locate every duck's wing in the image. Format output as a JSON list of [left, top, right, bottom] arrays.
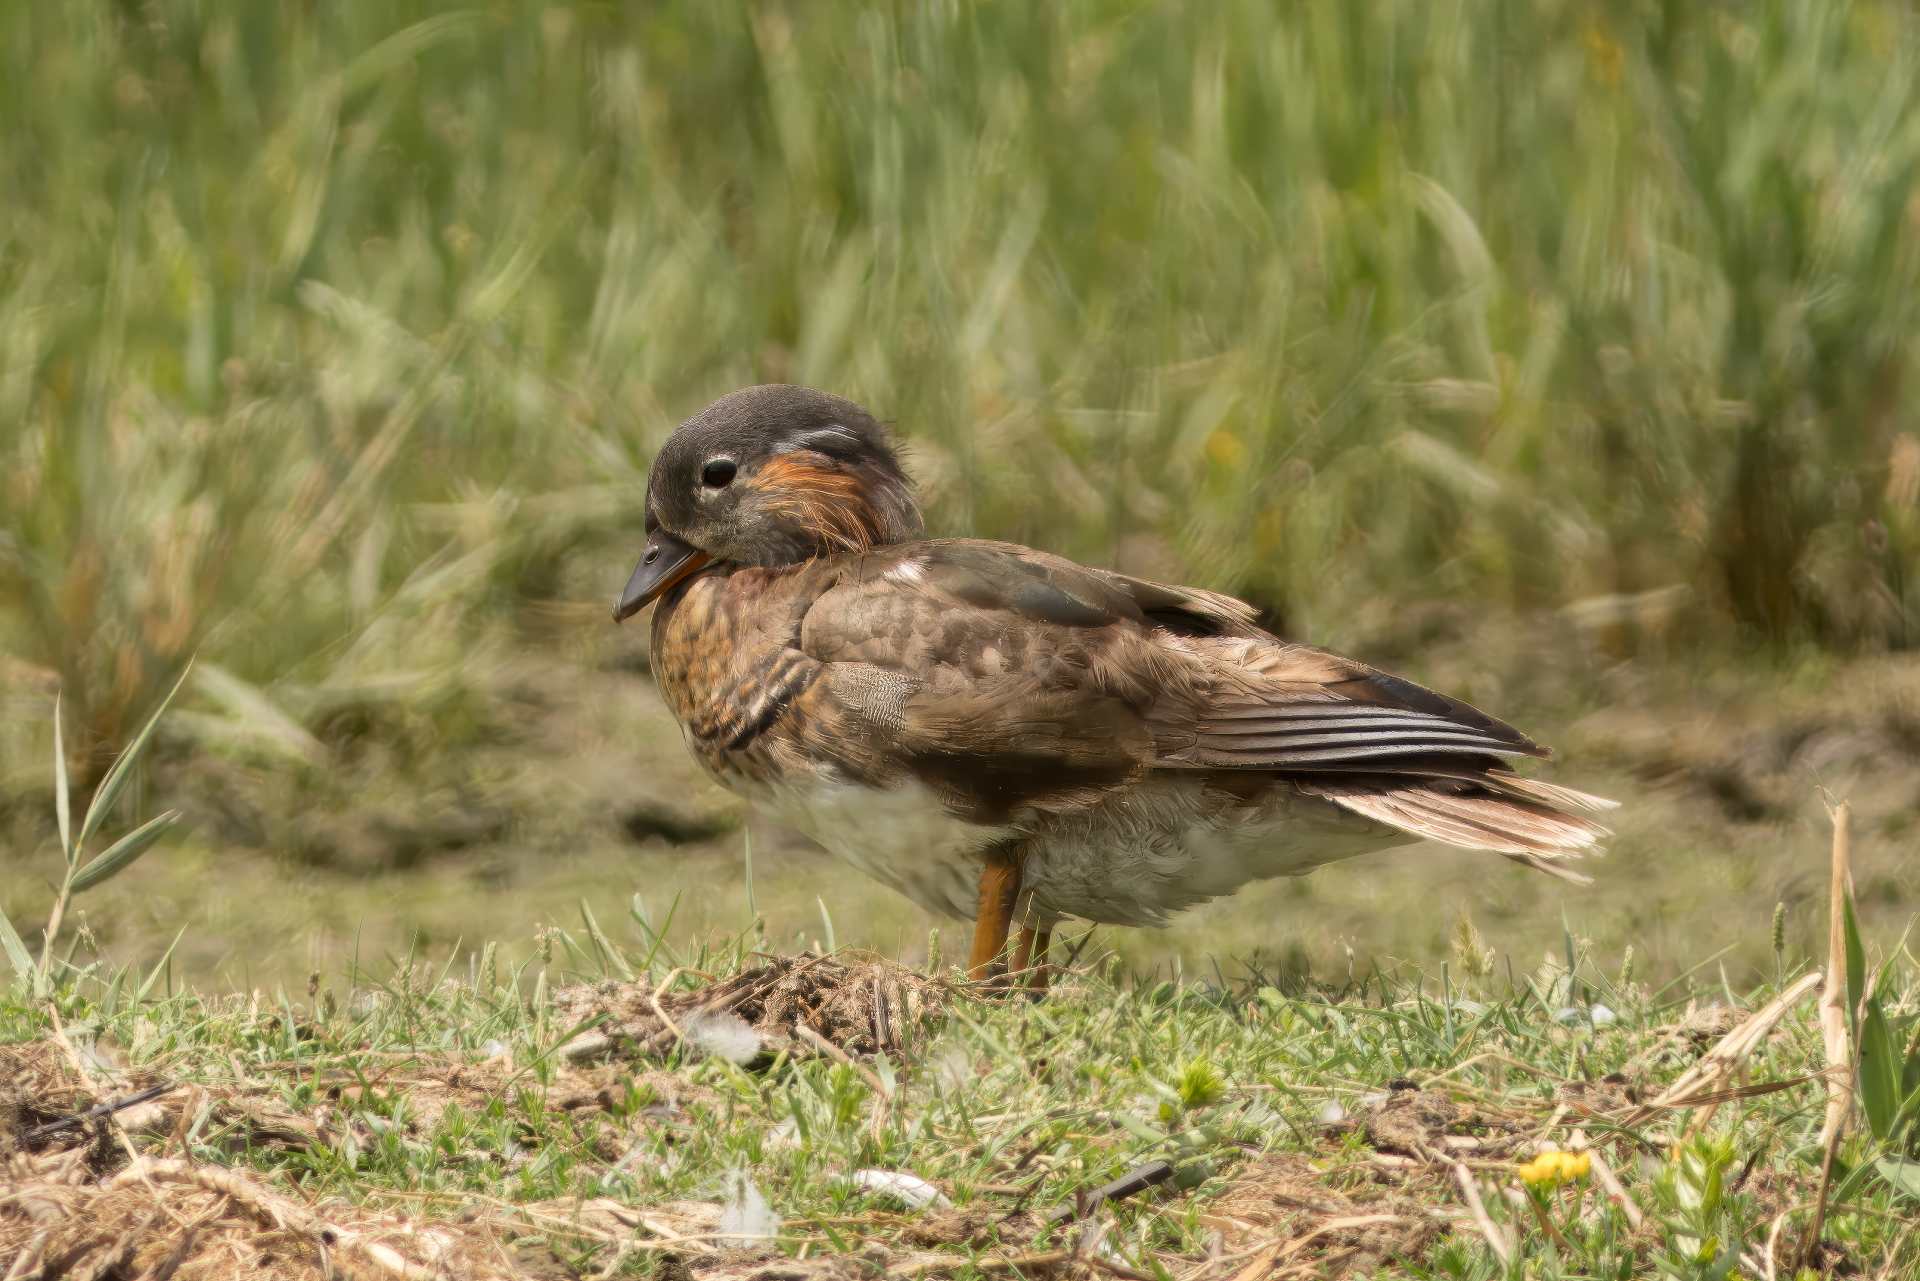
[[1149, 641, 1547, 768], [792, 541, 1175, 820], [795, 540, 1611, 871], [1036, 561, 1557, 769], [799, 538, 1545, 780]]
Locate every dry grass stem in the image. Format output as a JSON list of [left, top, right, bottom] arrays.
[[1585, 1148, 1644, 1232], [1805, 798, 1857, 1269], [1448, 1161, 1513, 1267], [1817, 799, 1855, 1150], [1629, 970, 1822, 1124]]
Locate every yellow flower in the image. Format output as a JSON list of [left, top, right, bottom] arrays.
[[1516, 1149, 1592, 1186], [1205, 430, 1246, 469]]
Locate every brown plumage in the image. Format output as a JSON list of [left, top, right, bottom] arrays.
[[748, 457, 894, 554], [615, 385, 1614, 984]]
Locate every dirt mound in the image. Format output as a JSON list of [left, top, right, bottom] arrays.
[[1323, 1084, 1528, 1162], [1, 1038, 182, 1166], [553, 952, 951, 1063], [1, 1154, 574, 1281], [0, 1151, 1050, 1281], [325, 1053, 707, 1123], [1, 1033, 703, 1173], [1205, 1152, 1445, 1277]]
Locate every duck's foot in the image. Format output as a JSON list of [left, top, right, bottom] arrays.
[[967, 848, 1021, 982], [1009, 925, 1052, 996]]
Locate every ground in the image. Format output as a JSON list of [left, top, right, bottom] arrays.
[[3, 939, 1914, 1278]]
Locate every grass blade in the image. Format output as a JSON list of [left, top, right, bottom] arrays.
[[1859, 998, 1903, 1142], [194, 662, 325, 763], [817, 896, 837, 954], [135, 927, 188, 1002], [0, 908, 32, 979], [69, 810, 180, 893], [53, 692, 72, 861], [743, 828, 757, 923], [77, 661, 193, 852], [1877, 1157, 1920, 1204], [579, 900, 635, 982], [1843, 895, 1867, 1049]]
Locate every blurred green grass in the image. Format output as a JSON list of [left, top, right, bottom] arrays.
[[4, 1, 1920, 984]]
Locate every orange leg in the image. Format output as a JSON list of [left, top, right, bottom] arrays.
[[1010, 925, 1037, 979], [1026, 929, 1052, 994], [1009, 925, 1053, 995], [968, 851, 1022, 981]]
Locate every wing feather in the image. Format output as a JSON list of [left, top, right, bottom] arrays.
[[1161, 645, 1545, 771], [1202, 742, 1524, 765]]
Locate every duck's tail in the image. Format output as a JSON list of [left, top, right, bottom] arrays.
[[1302, 770, 1616, 884]]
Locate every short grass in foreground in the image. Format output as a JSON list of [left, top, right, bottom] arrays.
[[4, 930, 1917, 1279]]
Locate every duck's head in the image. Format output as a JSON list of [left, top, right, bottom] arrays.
[[613, 385, 923, 621]]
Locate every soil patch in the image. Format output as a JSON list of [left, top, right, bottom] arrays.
[[553, 952, 951, 1063], [1, 1034, 706, 1172], [0, 1154, 574, 1281], [1350, 1086, 1529, 1162], [1, 1038, 183, 1166], [1205, 1152, 1448, 1278]]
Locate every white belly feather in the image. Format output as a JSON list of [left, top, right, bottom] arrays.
[[1022, 780, 1404, 926], [745, 776, 1010, 920], [735, 772, 1405, 929]]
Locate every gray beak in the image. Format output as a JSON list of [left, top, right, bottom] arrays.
[[612, 530, 710, 622]]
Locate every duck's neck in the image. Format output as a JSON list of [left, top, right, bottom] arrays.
[[748, 458, 924, 561]]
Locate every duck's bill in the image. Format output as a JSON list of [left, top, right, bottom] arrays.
[[612, 531, 710, 622]]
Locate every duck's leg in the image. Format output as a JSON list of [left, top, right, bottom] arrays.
[[1027, 929, 1052, 994], [1009, 925, 1052, 993], [1010, 924, 1036, 978], [967, 847, 1022, 981]]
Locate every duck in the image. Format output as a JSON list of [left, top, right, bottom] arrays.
[[613, 385, 1612, 988]]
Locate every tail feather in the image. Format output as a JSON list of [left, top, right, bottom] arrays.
[[1305, 775, 1612, 886], [1479, 769, 1619, 815]]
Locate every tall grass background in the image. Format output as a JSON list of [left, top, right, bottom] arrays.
[[3, 2, 1919, 974]]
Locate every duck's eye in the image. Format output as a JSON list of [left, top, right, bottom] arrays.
[[700, 458, 737, 489]]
